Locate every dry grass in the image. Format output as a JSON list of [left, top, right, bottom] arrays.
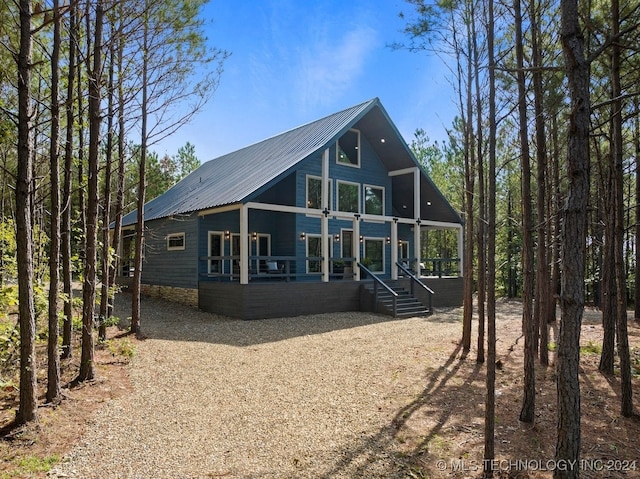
[[1, 295, 639, 478]]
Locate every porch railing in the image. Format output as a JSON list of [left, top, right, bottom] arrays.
[[357, 261, 398, 315], [407, 258, 460, 277], [397, 261, 434, 312], [200, 255, 357, 281]]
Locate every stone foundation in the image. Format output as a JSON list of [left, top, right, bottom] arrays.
[[140, 284, 199, 308]]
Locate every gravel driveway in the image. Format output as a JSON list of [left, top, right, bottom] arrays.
[[49, 293, 463, 479]]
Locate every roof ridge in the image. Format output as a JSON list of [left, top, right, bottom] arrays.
[[216, 98, 379, 158]]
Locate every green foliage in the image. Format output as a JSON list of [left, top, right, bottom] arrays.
[[0, 318, 18, 369], [0, 455, 61, 478], [580, 341, 602, 355], [0, 285, 19, 317], [107, 338, 136, 360], [0, 219, 17, 281]]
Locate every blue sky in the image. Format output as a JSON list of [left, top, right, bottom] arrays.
[[154, 0, 458, 162]]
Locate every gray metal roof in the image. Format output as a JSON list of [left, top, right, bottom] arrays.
[[121, 98, 462, 227]]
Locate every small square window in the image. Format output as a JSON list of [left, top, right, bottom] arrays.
[[167, 233, 185, 251]]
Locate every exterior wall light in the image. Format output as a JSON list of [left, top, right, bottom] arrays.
[[300, 232, 306, 241]]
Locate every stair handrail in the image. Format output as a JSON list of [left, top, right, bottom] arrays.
[[357, 262, 398, 316], [397, 261, 435, 312]]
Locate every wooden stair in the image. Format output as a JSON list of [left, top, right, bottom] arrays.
[[362, 283, 432, 318]]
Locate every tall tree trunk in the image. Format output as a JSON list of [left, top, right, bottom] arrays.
[[550, 114, 561, 322], [109, 13, 126, 318], [599, 167, 616, 374], [530, 0, 549, 366], [635, 99, 640, 323], [483, 0, 497, 473], [15, 0, 38, 425], [461, 0, 475, 356], [471, 0, 486, 365], [98, 36, 115, 342], [515, 0, 536, 424], [78, 0, 104, 382], [555, 0, 590, 475], [611, 0, 633, 417], [131, 3, 149, 335], [47, 0, 62, 404], [61, 0, 78, 359]]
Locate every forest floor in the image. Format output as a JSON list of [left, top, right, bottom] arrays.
[[0, 296, 640, 478]]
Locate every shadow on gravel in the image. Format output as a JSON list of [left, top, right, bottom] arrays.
[[113, 292, 452, 347], [313, 342, 485, 478]]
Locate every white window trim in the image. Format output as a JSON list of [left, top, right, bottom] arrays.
[[336, 180, 361, 214], [336, 128, 361, 168], [167, 232, 186, 251], [305, 174, 333, 211], [364, 184, 385, 216]]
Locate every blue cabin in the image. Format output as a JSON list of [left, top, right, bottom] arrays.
[[118, 98, 464, 319]]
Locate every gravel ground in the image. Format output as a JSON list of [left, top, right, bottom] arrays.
[[48, 293, 464, 479]]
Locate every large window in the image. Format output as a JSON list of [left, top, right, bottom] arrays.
[[336, 129, 360, 167], [364, 185, 384, 215], [167, 232, 185, 251], [337, 181, 360, 213], [364, 238, 384, 273], [306, 175, 332, 210]]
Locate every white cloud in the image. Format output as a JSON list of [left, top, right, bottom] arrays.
[[294, 24, 379, 113]]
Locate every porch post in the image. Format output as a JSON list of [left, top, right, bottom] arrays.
[[321, 148, 329, 282], [414, 168, 422, 274], [353, 215, 360, 281], [240, 204, 249, 284], [390, 219, 398, 280]]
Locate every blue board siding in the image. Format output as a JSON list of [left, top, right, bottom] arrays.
[[142, 213, 199, 289], [293, 133, 401, 276]]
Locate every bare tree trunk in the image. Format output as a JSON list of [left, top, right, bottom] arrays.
[[61, 0, 78, 359], [461, 0, 475, 356], [610, 0, 633, 418], [471, 0, 486, 365], [530, 0, 549, 366], [515, 0, 536, 424], [483, 0, 497, 472], [98, 37, 115, 342], [109, 13, 126, 317], [599, 168, 616, 374], [555, 0, 590, 475], [47, 0, 62, 404], [635, 99, 640, 323], [15, 0, 38, 425], [78, 0, 104, 382], [131, 3, 149, 335], [550, 114, 561, 322]]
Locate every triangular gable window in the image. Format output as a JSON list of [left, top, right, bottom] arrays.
[[336, 129, 360, 167]]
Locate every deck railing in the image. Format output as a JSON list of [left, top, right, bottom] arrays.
[[199, 255, 357, 281], [357, 261, 398, 315], [397, 261, 434, 312]]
